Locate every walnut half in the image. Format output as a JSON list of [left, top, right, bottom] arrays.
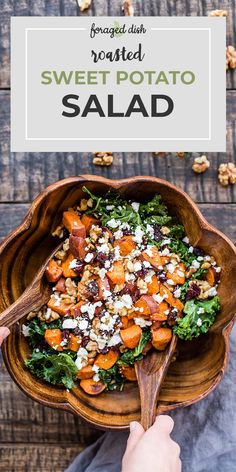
[[93, 152, 113, 166], [192, 155, 210, 174], [218, 162, 236, 186]]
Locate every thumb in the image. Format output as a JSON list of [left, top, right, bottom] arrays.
[[125, 421, 144, 453], [0, 327, 10, 346]]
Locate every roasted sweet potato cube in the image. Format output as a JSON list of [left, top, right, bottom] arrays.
[[62, 211, 86, 237], [45, 259, 63, 283], [114, 235, 136, 256], [61, 253, 78, 278], [47, 297, 73, 316], [142, 246, 162, 269], [107, 260, 125, 285], [81, 214, 99, 233]]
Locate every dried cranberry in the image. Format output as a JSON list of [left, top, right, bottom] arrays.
[[186, 283, 201, 300], [62, 329, 70, 341], [74, 327, 81, 336], [81, 336, 90, 347], [123, 228, 131, 236], [73, 261, 85, 274], [38, 340, 48, 351], [215, 271, 221, 284], [167, 309, 178, 326], [193, 247, 205, 257], [120, 283, 140, 302], [96, 252, 108, 264], [99, 346, 110, 355], [87, 280, 99, 297], [136, 268, 148, 278], [158, 272, 167, 283], [153, 225, 164, 243]]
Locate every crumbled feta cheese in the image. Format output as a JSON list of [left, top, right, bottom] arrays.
[[131, 202, 140, 212], [78, 319, 89, 330], [188, 246, 194, 254], [93, 374, 100, 382], [99, 268, 107, 280], [84, 252, 94, 263], [167, 279, 175, 286], [191, 260, 200, 269], [176, 270, 185, 278], [160, 248, 170, 256], [104, 260, 111, 269], [62, 319, 78, 329], [215, 267, 221, 273], [69, 258, 78, 269], [22, 324, 30, 337], [107, 219, 121, 229], [113, 300, 125, 311], [134, 318, 152, 327], [133, 261, 142, 272], [75, 347, 88, 370], [146, 224, 154, 238], [92, 364, 99, 373], [197, 307, 205, 314], [145, 270, 155, 283], [143, 261, 151, 268], [173, 288, 181, 298], [161, 239, 171, 246], [196, 318, 202, 327], [166, 263, 175, 274], [182, 237, 189, 244], [97, 243, 110, 254], [114, 230, 123, 240], [108, 334, 122, 347], [80, 303, 96, 319], [133, 226, 144, 244], [45, 308, 52, 319], [208, 287, 217, 297], [121, 294, 133, 308], [197, 256, 204, 261], [153, 294, 164, 303], [106, 205, 115, 210]]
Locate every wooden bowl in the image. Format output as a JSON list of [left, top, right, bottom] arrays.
[[1, 176, 236, 430]]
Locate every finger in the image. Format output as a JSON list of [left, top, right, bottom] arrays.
[[152, 415, 174, 435], [0, 327, 10, 345], [125, 421, 144, 453]]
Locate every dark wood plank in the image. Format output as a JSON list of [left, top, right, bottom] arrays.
[[0, 0, 236, 88], [0, 351, 102, 445], [0, 90, 236, 204], [0, 445, 81, 472], [0, 202, 235, 242]]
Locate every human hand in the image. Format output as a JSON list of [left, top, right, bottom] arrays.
[[122, 415, 181, 472], [0, 327, 10, 346]]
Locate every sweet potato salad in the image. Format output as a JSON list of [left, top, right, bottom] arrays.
[[23, 188, 221, 394]]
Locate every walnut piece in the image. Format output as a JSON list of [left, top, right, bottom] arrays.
[[218, 162, 236, 186], [93, 152, 113, 166], [226, 46, 236, 70], [209, 9, 228, 17], [123, 0, 134, 16], [77, 0, 92, 11], [192, 155, 210, 174]]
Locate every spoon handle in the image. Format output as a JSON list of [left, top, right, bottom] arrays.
[[135, 335, 177, 430], [0, 282, 50, 328]]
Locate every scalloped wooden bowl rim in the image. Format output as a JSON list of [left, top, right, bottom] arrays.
[[1, 175, 236, 429]]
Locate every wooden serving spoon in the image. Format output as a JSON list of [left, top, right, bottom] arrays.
[[135, 334, 177, 430], [0, 242, 63, 328]]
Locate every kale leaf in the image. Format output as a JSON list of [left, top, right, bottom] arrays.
[[99, 365, 124, 391], [27, 318, 62, 347], [173, 296, 220, 340], [26, 350, 78, 389], [133, 329, 151, 357]]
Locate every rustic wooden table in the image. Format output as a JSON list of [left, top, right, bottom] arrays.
[[0, 0, 236, 470]]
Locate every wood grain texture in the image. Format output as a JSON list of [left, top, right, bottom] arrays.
[[0, 0, 236, 88], [136, 334, 177, 430], [0, 445, 81, 472], [0, 202, 235, 242], [0, 90, 236, 204], [1, 176, 236, 431]]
